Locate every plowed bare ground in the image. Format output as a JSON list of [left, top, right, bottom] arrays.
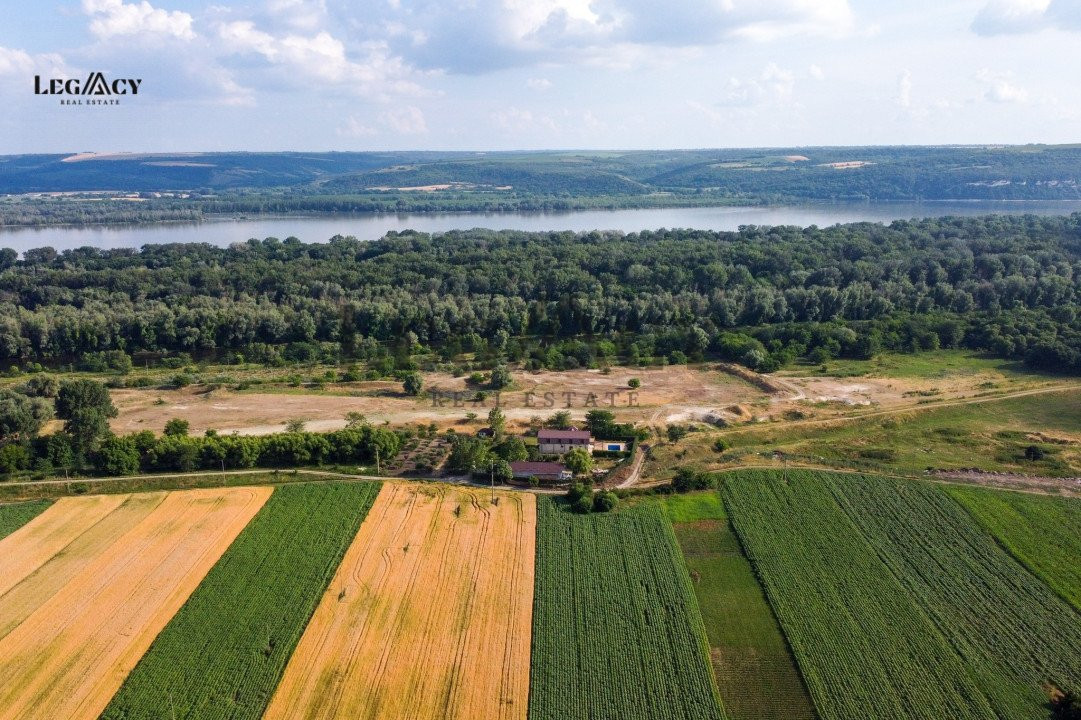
[[264, 482, 536, 720], [0, 486, 271, 720]]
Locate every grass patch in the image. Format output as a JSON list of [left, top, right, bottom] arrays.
[[666, 492, 814, 720], [946, 485, 1081, 613], [530, 496, 724, 720], [100, 481, 381, 720], [713, 388, 1081, 476], [785, 350, 1045, 380], [0, 499, 51, 540]]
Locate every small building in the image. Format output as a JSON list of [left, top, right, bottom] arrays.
[[595, 440, 628, 453], [510, 461, 572, 483], [537, 429, 593, 456]]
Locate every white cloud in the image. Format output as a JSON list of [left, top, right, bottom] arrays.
[[719, 63, 796, 107], [337, 115, 377, 137], [0, 46, 71, 79], [977, 69, 1029, 103], [897, 69, 913, 108], [268, 0, 327, 31], [527, 77, 552, 90], [379, 105, 428, 134], [82, 0, 195, 41], [808, 64, 824, 80], [372, 0, 855, 74], [217, 21, 425, 97], [971, 0, 1081, 34]]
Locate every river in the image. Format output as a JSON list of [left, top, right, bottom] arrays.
[[1, 200, 1079, 252]]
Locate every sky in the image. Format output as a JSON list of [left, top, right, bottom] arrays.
[[0, 0, 1078, 153]]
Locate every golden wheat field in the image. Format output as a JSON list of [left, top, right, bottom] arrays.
[[264, 482, 537, 720], [0, 486, 271, 720]]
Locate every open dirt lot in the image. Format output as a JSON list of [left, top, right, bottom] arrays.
[[0, 486, 270, 720], [264, 482, 535, 720], [110, 365, 764, 435]]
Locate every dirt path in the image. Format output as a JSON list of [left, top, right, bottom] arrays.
[[265, 483, 535, 720], [616, 445, 648, 489]]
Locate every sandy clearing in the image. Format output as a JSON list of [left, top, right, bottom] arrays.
[[0, 493, 168, 639], [110, 365, 761, 435], [0, 495, 129, 598], [264, 482, 535, 720], [0, 486, 271, 720]]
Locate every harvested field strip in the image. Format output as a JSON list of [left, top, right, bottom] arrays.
[[828, 475, 1081, 716], [0, 492, 167, 639], [101, 482, 381, 720], [0, 486, 271, 720], [723, 470, 997, 720], [946, 485, 1081, 613], [0, 494, 130, 597], [264, 482, 536, 720], [0, 500, 51, 540], [663, 493, 815, 720], [529, 497, 724, 720]]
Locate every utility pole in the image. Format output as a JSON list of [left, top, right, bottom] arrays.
[[375, 445, 381, 475], [490, 461, 495, 504]]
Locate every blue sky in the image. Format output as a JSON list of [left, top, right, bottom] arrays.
[[0, 0, 1078, 152]]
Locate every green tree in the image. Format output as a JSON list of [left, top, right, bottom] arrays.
[[490, 364, 512, 389], [546, 411, 572, 429], [0, 390, 52, 443], [163, 418, 190, 437], [344, 411, 368, 428], [592, 490, 619, 513], [493, 436, 528, 462], [285, 418, 307, 433], [564, 448, 594, 475], [96, 435, 141, 475], [402, 372, 424, 396], [0, 443, 30, 474], [628, 378, 641, 389], [487, 406, 507, 437], [55, 379, 117, 456]]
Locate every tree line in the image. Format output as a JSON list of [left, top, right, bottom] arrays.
[[0, 214, 1078, 372]]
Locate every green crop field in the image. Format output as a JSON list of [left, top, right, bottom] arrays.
[[723, 470, 1001, 720], [829, 475, 1081, 717], [529, 497, 724, 720], [946, 485, 1081, 612], [100, 481, 381, 720], [662, 492, 815, 720], [0, 500, 51, 540]]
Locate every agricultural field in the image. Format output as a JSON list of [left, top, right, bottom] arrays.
[[946, 485, 1081, 612], [529, 496, 723, 720], [830, 475, 1081, 717], [0, 500, 50, 539], [723, 470, 1000, 720], [724, 469, 1081, 720], [264, 482, 536, 720], [662, 493, 814, 720], [0, 487, 270, 720], [101, 482, 381, 720]]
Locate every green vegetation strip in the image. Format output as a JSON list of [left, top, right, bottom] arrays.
[[101, 481, 381, 720], [946, 485, 1081, 612], [829, 475, 1081, 717], [723, 470, 998, 720], [529, 496, 724, 720], [663, 493, 815, 720], [0, 499, 51, 540]]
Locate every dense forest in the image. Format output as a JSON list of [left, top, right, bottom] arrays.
[[3, 146, 1081, 227], [0, 214, 1078, 374]]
